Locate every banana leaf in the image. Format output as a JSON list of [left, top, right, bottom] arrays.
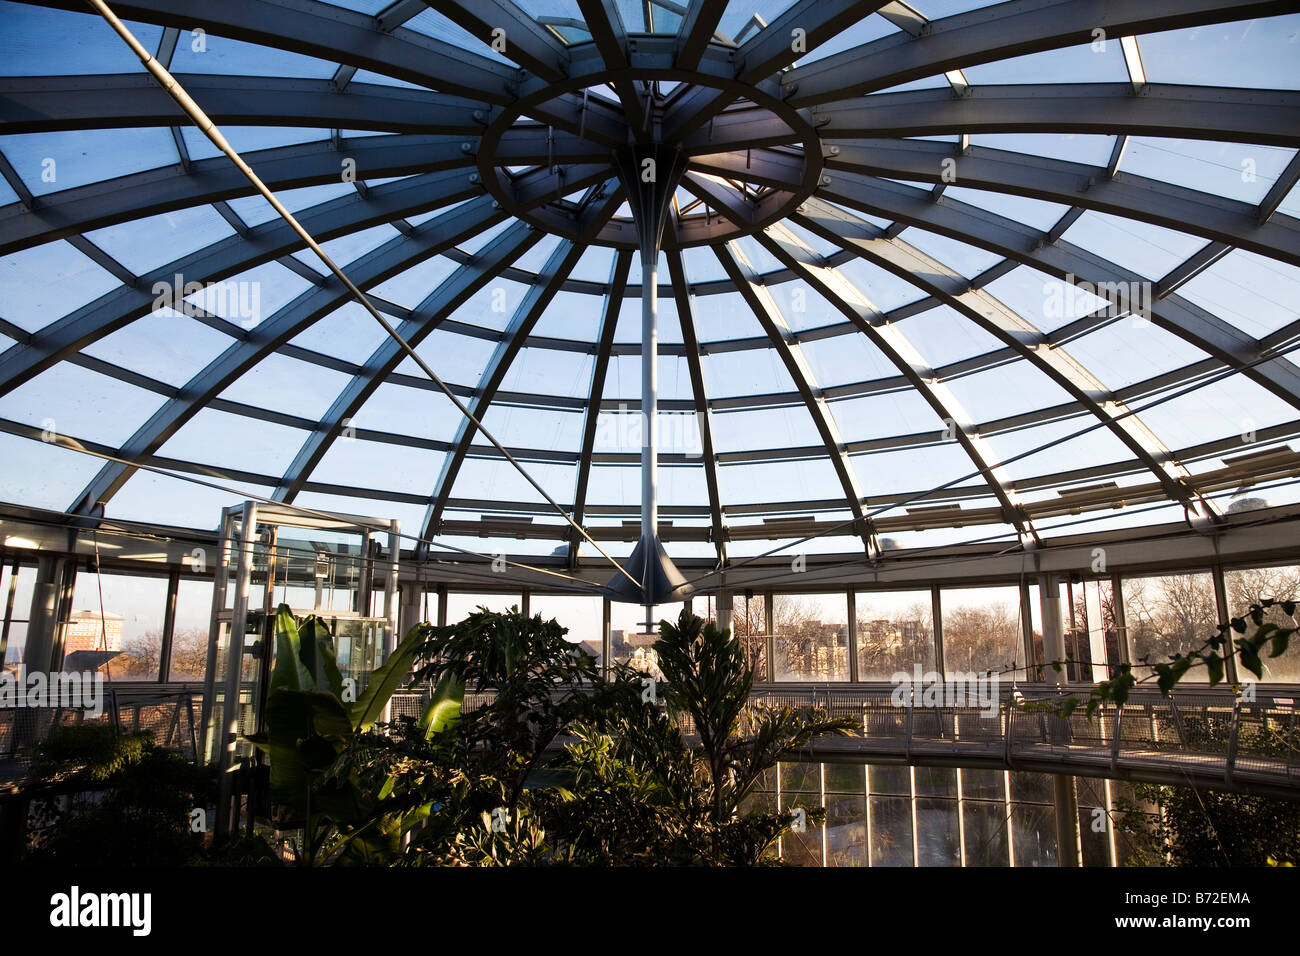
[[299, 613, 344, 699], [270, 604, 314, 694], [260, 688, 352, 812], [349, 622, 426, 732], [418, 669, 465, 739]]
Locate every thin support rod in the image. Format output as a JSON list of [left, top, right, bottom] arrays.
[[85, 0, 638, 591], [640, 236, 658, 630]]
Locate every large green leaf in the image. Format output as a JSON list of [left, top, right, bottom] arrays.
[[349, 623, 424, 732], [270, 604, 313, 694], [418, 669, 465, 739], [299, 614, 344, 699], [262, 689, 352, 811]]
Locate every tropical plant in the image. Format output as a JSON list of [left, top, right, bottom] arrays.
[[412, 607, 604, 794], [23, 728, 213, 867], [393, 606, 612, 863], [30, 724, 152, 783], [1114, 782, 1300, 867], [246, 604, 459, 865], [534, 609, 856, 865]]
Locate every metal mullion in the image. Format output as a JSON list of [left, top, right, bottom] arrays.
[[158, 565, 180, 682], [932, 583, 944, 679]]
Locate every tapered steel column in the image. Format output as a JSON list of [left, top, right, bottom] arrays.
[[609, 146, 691, 618]]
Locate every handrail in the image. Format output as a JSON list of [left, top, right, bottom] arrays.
[[385, 681, 1300, 798]]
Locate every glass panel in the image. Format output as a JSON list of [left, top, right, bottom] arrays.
[[1121, 571, 1217, 682], [68, 569, 170, 681], [855, 588, 935, 680], [168, 577, 214, 682], [772, 592, 849, 681], [825, 787, 868, 867], [1076, 776, 1113, 868], [1066, 578, 1120, 682], [962, 797, 1010, 867], [941, 585, 1024, 677], [445, 592, 523, 624], [779, 760, 824, 867], [609, 601, 684, 676], [0, 560, 37, 674], [1222, 564, 1300, 683], [1011, 802, 1059, 867], [529, 594, 604, 665], [916, 798, 961, 866], [868, 795, 913, 867], [869, 764, 911, 796]]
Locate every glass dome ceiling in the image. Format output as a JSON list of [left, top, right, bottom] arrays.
[[1, 0, 1299, 573]]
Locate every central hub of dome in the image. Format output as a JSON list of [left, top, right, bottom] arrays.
[[475, 70, 824, 248]]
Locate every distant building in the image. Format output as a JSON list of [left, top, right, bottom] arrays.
[[857, 618, 927, 650], [64, 610, 124, 653]]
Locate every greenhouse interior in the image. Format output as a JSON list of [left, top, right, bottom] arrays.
[[1, 0, 1299, 874]]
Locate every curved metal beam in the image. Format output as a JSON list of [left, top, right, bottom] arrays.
[[10, 0, 518, 104], [46, 307, 1290, 477], [783, 0, 1297, 106], [665, 247, 727, 564], [568, 249, 632, 566], [819, 171, 1300, 411], [825, 138, 1300, 267], [754, 222, 1040, 538], [0, 134, 473, 256], [805, 83, 1300, 149], [24, 410, 1296, 539], [675, 0, 729, 71], [736, 0, 886, 84], [430, 0, 570, 83], [0, 167, 486, 397], [0, 74, 486, 135], [66, 195, 507, 514], [781, 202, 1215, 513], [272, 220, 543, 504], [420, 188, 623, 540], [712, 240, 880, 555]]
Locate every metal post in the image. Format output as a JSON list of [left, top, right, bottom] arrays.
[[1211, 560, 1239, 685], [216, 501, 258, 841], [1019, 578, 1036, 682], [765, 591, 775, 682], [847, 587, 859, 683], [716, 587, 733, 632], [159, 565, 180, 682], [397, 581, 421, 639], [199, 508, 234, 763], [379, 519, 402, 725], [601, 596, 611, 679], [23, 553, 69, 676], [1040, 574, 1067, 686], [1111, 572, 1133, 668], [931, 584, 944, 680], [1053, 773, 1082, 867], [606, 146, 691, 614], [641, 232, 656, 632]]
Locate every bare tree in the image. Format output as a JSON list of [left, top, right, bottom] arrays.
[[1223, 565, 1300, 681], [1122, 574, 1217, 679], [940, 601, 1020, 675]]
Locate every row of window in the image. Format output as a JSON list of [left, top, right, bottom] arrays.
[[748, 762, 1150, 867], [1, 560, 1296, 684]]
